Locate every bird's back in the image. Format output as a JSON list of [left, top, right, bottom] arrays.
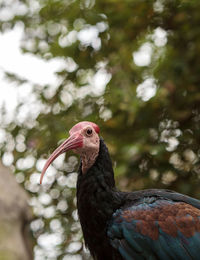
[[108, 189, 200, 260]]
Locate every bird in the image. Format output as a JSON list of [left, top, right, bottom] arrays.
[[40, 121, 200, 260]]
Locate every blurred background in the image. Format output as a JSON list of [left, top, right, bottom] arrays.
[[0, 0, 200, 259]]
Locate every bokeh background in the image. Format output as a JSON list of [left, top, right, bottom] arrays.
[[1, 0, 200, 259]]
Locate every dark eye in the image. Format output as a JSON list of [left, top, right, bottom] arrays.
[[86, 128, 93, 136]]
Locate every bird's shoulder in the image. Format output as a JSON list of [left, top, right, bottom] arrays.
[[110, 198, 200, 238], [111, 189, 200, 234]]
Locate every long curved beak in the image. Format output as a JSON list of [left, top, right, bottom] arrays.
[[40, 133, 83, 184]]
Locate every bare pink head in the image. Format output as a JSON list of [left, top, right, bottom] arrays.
[[40, 121, 100, 184]]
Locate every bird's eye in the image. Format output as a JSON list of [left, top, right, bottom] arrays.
[[86, 128, 93, 136]]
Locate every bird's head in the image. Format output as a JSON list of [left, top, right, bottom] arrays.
[[40, 121, 100, 184]]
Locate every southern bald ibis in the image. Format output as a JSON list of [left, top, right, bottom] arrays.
[[40, 121, 200, 260]]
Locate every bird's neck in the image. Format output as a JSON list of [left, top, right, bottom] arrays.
[[77, 138, 119, 214], [76, 138, 123, 257], [80, 147, 99, 174]]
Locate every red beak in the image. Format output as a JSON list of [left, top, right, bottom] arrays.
[[40, 133, 83, 184]]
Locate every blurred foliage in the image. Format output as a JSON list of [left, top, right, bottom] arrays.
[[1, 0, 200, 259]]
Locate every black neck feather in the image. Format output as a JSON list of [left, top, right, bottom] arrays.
[[76, 138, 123, 260]]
